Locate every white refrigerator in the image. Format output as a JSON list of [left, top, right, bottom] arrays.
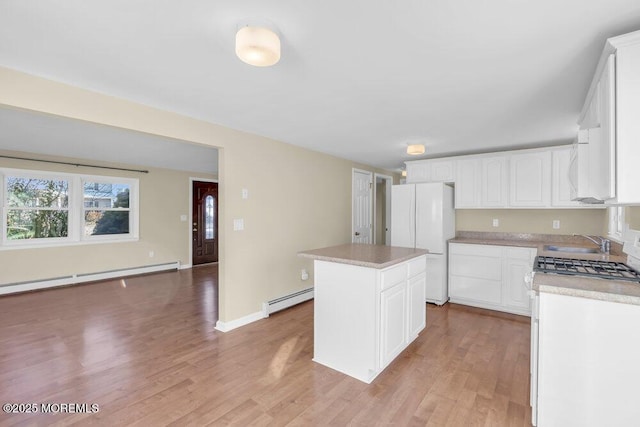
[[391, 182, 455, 305]]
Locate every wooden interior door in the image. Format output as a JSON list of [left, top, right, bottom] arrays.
[[192, 181, 218, 265]]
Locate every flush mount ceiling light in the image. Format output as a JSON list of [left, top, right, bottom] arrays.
[[235, 24, 281, 67], [406, 144, 425, 155]]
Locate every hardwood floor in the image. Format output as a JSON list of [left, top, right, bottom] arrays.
[[0, 266, 532, 426]]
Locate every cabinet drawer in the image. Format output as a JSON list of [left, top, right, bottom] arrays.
[[407, 256, 426, 278], [450, 243, 503, 257], [506, 247, 536, 263], [449, 276, 502, 304], [450, 253, 502, 281], [381, 263, 407, 290]]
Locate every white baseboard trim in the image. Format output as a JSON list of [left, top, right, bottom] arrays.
[[215, 310, 265, 333], [262, 287, 314, 317], [179, 263, 192, 270], [0, 261, 180, 296]]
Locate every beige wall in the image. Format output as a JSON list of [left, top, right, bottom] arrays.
[[627, 207, 640, 231], [456, 209, 607, 235], [0, 149, 217, 285], [0, 67, 396, 323]]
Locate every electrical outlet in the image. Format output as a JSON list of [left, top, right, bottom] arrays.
[[553, 220, 560, 229], [492, 219, 499, 227], [242, 188, 249, 199], [301, 269, 309, 281]]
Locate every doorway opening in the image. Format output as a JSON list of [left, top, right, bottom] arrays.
[[192, 180, 218, 265], [374, 173, 393, 245]]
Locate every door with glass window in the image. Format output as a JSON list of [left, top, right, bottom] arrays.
[[192, 181, 218, 265]]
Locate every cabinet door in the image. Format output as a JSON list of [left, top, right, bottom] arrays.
[[380, 282, 407, 368], [481, 156, 508, 207], [430, 160, 455, 182], [504, 258, 532, 312], [406, 162, 429, 183], [407, 273, 426, 339], [591, 54, 616, 200], [552, 147, 581, 207], [509, 151, 551, 207], [455, 158, 481, 208]]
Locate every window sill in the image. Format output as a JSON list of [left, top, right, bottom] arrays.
[[0, 236, 139, 251]]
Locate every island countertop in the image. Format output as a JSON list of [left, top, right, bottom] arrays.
[[298, 243, 428, 269]]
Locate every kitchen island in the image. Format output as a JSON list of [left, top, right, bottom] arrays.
[[298, 243, 428, 383]]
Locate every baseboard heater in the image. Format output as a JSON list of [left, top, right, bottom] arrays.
[[0, 261, 180, 295], [262, 287, 314, 317]]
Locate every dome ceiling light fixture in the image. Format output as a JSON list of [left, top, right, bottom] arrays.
[[406, 144, 425, 155], [235, 23, 281, 67]]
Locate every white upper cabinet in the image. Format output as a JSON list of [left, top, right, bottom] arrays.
[[405, 162, 429, 183], [509, 151, 551, 207], [577, 30, 640, 204], [589, 54, 616, 200], [552, 146, 582, 207], [481, 156, 508, 207], [455, 157, 481, 208], [456, 155, 507, 209], [429, 160, 455, 182], [405, 159, 455, 183]]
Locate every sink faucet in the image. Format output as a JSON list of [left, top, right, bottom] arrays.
[[574, 234, 611, 254]]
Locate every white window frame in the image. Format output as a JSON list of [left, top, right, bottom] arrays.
[[1, 167, 139, 250], [80, 176, 139, 242]]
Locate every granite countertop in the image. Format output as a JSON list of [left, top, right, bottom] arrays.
[[450, 231, 640, 306], [298, 243, 428, 269]]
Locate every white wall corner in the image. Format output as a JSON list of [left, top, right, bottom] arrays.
[[214, 310, 265, 333]]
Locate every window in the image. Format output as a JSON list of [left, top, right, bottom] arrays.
[[608, 206, 625, 241], [205, 195, 215, 239], [83, 181, 131, 237], [6, 175, 70, 241], [1, 168, 138, 248]]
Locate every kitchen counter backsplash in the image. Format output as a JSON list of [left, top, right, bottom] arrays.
[[452, 231, 624, 256]]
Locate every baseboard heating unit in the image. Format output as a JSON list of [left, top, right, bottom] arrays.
[[262, 287, 314, 317], [0, 261, 180, 295]]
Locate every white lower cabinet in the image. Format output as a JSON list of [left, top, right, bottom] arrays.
[[407, 273, 427, 337], [535, 292, 640, 426], [449, 243, 535, 316], [380, 281, 408, 367], [314, 255, 427, 383]]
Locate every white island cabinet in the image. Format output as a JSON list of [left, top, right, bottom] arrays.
[[299, 244, 427, 383]]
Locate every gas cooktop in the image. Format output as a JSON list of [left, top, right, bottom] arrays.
[[534, 256, 640, 283]]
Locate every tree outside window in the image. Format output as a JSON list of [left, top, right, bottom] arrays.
[[6, 177, 69, 240]]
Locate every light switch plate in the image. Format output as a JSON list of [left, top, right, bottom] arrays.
[[242, 189, 249, 199], [492, 219, 499, 227], [233, 218, 244, 231], [552, 220, 560, 229]]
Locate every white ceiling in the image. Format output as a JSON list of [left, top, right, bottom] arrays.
[[1, 1, 640, 171]]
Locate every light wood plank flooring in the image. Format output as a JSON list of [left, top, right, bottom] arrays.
[[0, 265, 532, 426]]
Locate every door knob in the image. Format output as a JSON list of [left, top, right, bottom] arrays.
[[355, 231, 360, 236]]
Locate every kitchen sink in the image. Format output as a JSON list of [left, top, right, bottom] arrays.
[[543, 245, 599, 254]]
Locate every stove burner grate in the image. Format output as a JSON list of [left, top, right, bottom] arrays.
[[534, 256, 640, 282]]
